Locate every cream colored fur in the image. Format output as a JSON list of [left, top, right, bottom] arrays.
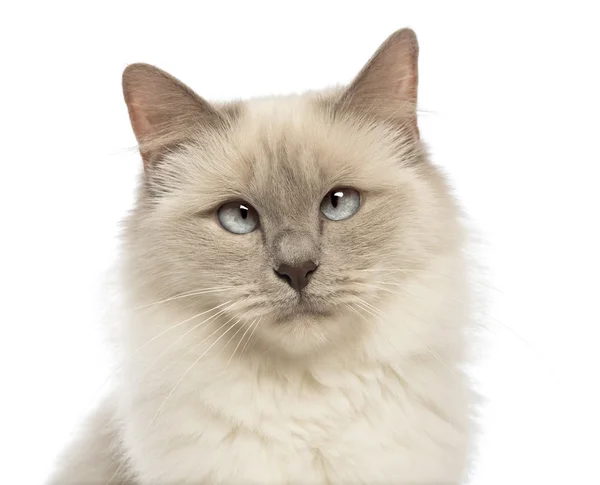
[[48, 29, 475, 484]]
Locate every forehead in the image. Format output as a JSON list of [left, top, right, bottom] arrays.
[[219, 96, 403, 209]]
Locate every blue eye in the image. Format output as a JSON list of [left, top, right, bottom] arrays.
[[217, 201, 259, 234], [320, 188, 361, 221]]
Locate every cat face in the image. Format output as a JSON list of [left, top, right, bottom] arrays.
[[122, 29, 460, 356]]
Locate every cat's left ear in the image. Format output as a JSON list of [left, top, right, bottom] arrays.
[[339, 28, 419, 138]]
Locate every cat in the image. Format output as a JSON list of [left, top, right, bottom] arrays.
[[48, 28, 475, 484]]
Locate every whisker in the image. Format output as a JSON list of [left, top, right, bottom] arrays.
[[353, 300, 386, 324], [157, 316, 255, 383], [355, 268, 423, 273], [238, 316, 263, 360], [361, 279, 522, 347], [88, 300, 234, 403], [226, 318, 257, 368], [352, 295, 385, 317], [359, 279, 543, 376], [215, 317, 246, 359], [144, 299, 248, 375], [345, 303, 369, 322], [147, 312, 245, 428], [133, 286, 235, 310], [356, 268, 501, 293], [132, 300, 235, 355], [353, 281, 405, 297], [105, 459, 127, 485], [352, 297, 457, 377]]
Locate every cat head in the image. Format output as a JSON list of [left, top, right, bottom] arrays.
[[121, 29, 461, 357]]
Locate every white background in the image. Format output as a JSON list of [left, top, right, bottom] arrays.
[[1, 1, 599, 484]]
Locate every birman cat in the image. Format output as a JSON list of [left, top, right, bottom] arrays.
[[48, 28, 474, 484]]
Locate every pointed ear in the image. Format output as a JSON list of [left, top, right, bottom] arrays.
[[122, 63, 223, 167], [338, 28, 419, 137]]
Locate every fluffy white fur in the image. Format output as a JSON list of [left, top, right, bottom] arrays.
[[48, 28, 475, 484]]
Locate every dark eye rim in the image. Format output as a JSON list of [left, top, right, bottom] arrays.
[[319, 187, 362, 220], [216, 200, 260, 234]]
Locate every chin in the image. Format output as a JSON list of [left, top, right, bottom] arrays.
[[254, 304, 358, 358]]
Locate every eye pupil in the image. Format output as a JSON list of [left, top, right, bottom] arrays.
[[240, 206, 248, 219], [331, 192, 340, 208]]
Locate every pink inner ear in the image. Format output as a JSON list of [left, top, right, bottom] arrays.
[[126, 100, 154, 166], [135, 110, 153, 143], [126, 95, 153, 144]]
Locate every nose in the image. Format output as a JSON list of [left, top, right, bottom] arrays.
[[275, 261, 318, 292]]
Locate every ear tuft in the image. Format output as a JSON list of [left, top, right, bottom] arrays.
[[122, 63, 223, 167]]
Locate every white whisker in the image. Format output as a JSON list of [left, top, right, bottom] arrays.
[[133, 286, 235, 310], [88, 300, 234, 403], [356, 268, 422, 273], [345, 303, 369, 322], [226, 318, 257, 368], [363, 279, 517, 345], [133, 300, 234, 354], [105, 460, 127, 485], [352, 295, 385, 317], [353, 297, 457, 377], [353, 300, 385, 324], [148, 310, 246, 428], [215, 318, 246, 359], [238, 316, 262, 360], [356, 268, 501, 293], [144, 299, 248, 374]]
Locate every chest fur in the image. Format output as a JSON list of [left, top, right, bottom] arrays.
[[122, 359, 468, 484]]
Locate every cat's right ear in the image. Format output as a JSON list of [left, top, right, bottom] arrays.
[[122, 63, 223, 167]]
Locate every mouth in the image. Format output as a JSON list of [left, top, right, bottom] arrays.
[[275, 296, 334, 322]]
